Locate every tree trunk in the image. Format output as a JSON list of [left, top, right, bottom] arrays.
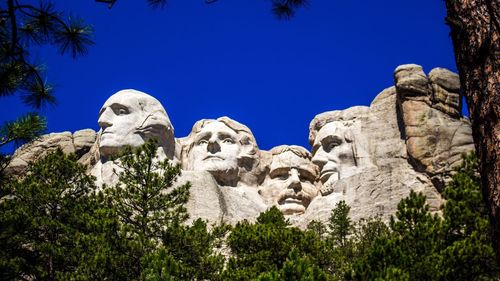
[[445, 0, 500, 259]]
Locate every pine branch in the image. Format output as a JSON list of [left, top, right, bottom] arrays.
[[0, 112, 46, 147]]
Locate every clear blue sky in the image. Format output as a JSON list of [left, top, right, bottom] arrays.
[[1, 0, 458, 152]]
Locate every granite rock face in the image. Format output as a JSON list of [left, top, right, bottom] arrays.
[[7, 64, 475, 227], [395, 64, 474, 190], [7, 129, 96, 176]]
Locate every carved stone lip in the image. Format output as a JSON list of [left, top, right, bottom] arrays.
[[278, 193, 303, 205], [203, 155, 224, 160], [100, 131, 115, 137], [281, 198, 302, 205]]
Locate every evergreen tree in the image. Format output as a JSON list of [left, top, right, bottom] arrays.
[[0, 1, 94, 183], [0, 149, 104, 280], [351, 154, 498, 281], [104, 140, 190, 280], [257, 249, 328, 281], [328, 200, 353, 248], [152, 218, 228, 280], [222, 206, 331, 280], [1, 1, 93, 101], [437, 153, 498, 280], [95, 0, 309, 19], [324, 201, 356, 280]]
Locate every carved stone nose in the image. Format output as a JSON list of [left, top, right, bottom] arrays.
[[288, 171, 302, 192], [207, 140, 221, 153], [98, 109, 113, 128], [312, 151, 328, 169]]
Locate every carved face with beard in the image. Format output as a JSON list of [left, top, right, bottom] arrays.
[[259, 146, 319, 215]]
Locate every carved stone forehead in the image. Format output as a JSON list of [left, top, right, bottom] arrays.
[[309, 106, 369, 145], [313, 122, 348, 143], [102, 89, 162, 111], [195, 121, 237, 137], [100, 89, 173, 129], [269, 146, 318, 177]]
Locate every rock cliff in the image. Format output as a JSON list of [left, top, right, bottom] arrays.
[[7, 65, 474, 227]]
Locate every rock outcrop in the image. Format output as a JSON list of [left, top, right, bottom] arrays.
[[7, 129, 96, 176], [6, 64, 474, 228], [395, 64, 474, 190]]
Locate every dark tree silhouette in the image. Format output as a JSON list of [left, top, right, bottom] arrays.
[[95, 0, 309, 19], [444, 0, 500, 259]]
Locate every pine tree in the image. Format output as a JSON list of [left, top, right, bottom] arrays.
[[223, 206, 330, 280], [0, 149, 103, 280], [95, 0, 309, 19], [323, 201, 355, 279], [444, 0, 500, 257], [104, 140, 190, 280], [144, 218, 228, 280], [437, 153, 498, 280], [328, 200, 353, 248], [0, 1, 94, 183], [351, 154, 498, 280]]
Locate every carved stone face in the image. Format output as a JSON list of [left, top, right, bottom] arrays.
[[98, 89, 173, 158], [187, 121, 240, 179], [260, 148, 319, 215], [311, 122, 356, 184]]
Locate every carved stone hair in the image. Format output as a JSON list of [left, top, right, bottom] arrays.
[[308, 106, 369, 146], [266, 145, 319, 179], [270, 145, 312, 160], [308, 106, 374, 173], [131, 92, 173, 133]]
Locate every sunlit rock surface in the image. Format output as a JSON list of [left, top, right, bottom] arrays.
[[7, 64, 474, 227]]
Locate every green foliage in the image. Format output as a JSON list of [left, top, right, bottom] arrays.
[[1, 148, 496, 280], [271, 0, 309, 20], [437, 153, 497, 280], [145, 219, 228, 280], [1, 1, 93, 102], [257, 249, 328, 281], [108, 140, 190, 239], [307, 219, 327, 237], [351, 153, 498, 281], [328, 200, 354, 248], [0, 112, 46, 147], [0, 1, 93, 182], [0, 113, 46, 189], [0, 149, 103, 280], [104, 140, 191, 279], [96, 0, 308, 19], [224, 207, 294, 279], [223, 206, 328, 280]]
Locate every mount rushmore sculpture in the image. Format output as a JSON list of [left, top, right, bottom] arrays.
[[7, 64, 475, 227]]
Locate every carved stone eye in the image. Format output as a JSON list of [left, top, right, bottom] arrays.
[[198, 139, 208, 145], [279, 174, 289, 180], [222, 138, 235, 144], [272, 172, 289, 180], [118, 108, 128, 115], [326, 141, 340, 152]]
